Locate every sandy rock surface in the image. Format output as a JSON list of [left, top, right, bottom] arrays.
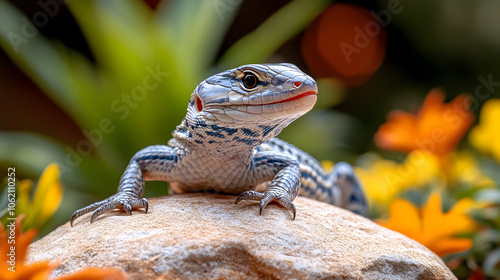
[[28, 194, 457, 279]]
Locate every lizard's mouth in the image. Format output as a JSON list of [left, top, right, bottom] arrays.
[[265, 91, 317, 105]]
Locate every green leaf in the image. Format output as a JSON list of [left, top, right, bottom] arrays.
[[484, 247, 500, 277], [476, 230, 500, 245], [0, 1, 100, 127], [0, 132, 87, 188], [0, 186, 9, 219], [68, 1, 155, 82], [217, 0, 330, 69], [476, 189, 500, 204], [67, 1, 198, 150], [156, 0, 241, 80]]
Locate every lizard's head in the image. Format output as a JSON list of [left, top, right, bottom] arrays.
[[187, 63, 317, 129], [175, 63, 317, 152]]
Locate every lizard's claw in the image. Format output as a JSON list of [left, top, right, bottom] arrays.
[[236, 190, 296, 220], [70, 197, 148, 226]]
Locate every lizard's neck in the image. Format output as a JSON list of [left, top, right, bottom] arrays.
[[170, 117, 289, 158]]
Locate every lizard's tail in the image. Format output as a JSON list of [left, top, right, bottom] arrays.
[[329, 162, 368, 217]]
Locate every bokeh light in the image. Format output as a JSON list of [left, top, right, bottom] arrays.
[[301, 3, 387, 86]]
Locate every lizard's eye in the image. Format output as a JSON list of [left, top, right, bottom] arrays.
[[242, 72, 258, 89]]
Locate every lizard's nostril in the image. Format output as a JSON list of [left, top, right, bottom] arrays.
[[293, 81, 302, 88]]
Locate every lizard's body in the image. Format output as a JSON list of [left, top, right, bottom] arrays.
[[71, 63, 367, 226]]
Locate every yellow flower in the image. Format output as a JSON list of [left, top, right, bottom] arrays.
[[402, 151, 441, 187], [0, 215, 126, 279], [449, 151, 495, 187], [321, 160, 335, 173], [470, 99, 500, 161], [377, 193, 477, 257], [356, 152, 440, 206], [17, 163, 63, 230], [375, 88, 475, 156], [356, 156, 401, 206]]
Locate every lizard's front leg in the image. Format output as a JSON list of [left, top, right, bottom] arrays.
[[235, 151, 300, 220], [70, 145, 176, 226]]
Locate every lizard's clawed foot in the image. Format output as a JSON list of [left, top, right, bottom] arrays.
[[70, 197, 148, 226], [235, 190, 296, 220]]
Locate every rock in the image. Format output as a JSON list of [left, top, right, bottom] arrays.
[[28, 194, 456, 280]]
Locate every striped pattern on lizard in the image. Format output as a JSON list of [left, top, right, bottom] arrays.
[[70, 63, 368, 226]]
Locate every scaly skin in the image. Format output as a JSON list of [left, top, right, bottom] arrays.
[[70, 63, 367, 226]]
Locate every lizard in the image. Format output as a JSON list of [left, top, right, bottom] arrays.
[[70, 63, 367, 226]]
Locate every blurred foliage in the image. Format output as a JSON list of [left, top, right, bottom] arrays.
[[0, 0, 500, 279], [468, 189, 500, 278]]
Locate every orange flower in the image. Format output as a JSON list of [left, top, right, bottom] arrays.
[[301, 3, 387, 86], [377, 193, 477, 257], [1, 216, 126, 279], [375, 88, 475, 156]]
